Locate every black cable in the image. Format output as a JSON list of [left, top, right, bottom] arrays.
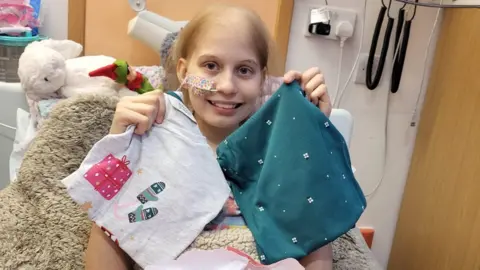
[[393, 8, 405, 59], [366, 0, 394, 90], [391, 2, 417, 93]]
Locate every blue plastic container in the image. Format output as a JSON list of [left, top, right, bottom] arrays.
[[29, 0, 42, 36]]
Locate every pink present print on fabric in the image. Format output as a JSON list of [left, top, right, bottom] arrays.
[[84, 154, 132, 200]]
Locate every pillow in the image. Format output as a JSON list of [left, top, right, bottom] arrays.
[[9, 108, 36, 182]]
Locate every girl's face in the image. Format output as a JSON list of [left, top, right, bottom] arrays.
[[177, 24, 264, 130]]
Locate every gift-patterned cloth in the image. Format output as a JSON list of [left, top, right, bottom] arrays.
[[83, 154, 133, 200], [61, 93, 230, 268]]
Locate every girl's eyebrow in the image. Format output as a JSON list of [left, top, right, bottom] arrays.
[[197, 54, 259, 67], [197, 54, 219, 62], [240, 59, 259, 67]]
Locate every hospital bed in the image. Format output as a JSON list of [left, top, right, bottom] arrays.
[[0, 82, 28, 189], [0, 78, 353, 191]]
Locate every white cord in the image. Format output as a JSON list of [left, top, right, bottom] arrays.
[[410, 6, 443, 126], [365, 7, 410, 198], [365, 4, 443, 198], [332, 39, 345, 105], [334, 0, 368, 108], [365, 87, 390, 198], [365, 7, 406, 198], [0, 122, 16, 130]]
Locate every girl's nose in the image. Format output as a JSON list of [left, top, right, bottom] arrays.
[[215, 72, 237, 95]]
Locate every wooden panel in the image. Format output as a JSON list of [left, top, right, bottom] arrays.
[[388, 8, 480, 270], [79, 0, 292, 75], [68, 0, 86, 54]]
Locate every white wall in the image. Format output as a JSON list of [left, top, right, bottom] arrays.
[[286, 0, 442, 268], [38, 0, 69, 39]]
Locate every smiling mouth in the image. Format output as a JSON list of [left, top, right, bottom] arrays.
[[208, 100, 243, 109]]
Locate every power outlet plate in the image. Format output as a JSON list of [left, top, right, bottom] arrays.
[[304, 6, 357, 40], [354, 53, 380, 85]]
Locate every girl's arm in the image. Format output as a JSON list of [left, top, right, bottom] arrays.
[[299, 244, 333, 270], [85, 224, 133, 270]]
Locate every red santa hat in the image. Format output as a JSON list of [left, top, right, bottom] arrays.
[[88, 64, 118, 81]]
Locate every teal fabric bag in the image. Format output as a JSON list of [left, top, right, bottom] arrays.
[[216, 81, 366, 264]]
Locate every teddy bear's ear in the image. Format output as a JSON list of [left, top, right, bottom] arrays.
[[36, 39, 83, 59]]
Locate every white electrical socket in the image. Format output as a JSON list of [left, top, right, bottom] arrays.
[[304, 6, 357, 40], [354, 53, 381, 85]]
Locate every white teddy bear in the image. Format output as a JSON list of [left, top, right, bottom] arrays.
[[17, 38, 131, 101]]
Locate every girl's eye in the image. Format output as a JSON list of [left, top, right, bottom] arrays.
[[204, 62, 218, 71], [238, 66, 253, 76]]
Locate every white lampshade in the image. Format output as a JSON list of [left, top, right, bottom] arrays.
[[127, 10, 188, 52]]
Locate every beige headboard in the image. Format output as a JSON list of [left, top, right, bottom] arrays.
[[68, 0, 293, 76]]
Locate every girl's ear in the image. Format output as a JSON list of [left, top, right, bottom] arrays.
[[176, 58, 188, 84]]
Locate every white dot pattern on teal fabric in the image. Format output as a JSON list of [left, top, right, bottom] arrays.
[[247, 114, 354, 250], [217, 83, 367, 264]]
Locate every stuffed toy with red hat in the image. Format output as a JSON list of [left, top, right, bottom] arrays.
[[89, 59, 156, 94]]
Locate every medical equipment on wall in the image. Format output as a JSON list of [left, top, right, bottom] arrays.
[[391, 1, 417, 93], [366, 0, 446, 198], [366, 0, 421, 93], [365, 0, 395, 90], [127, 0, 188, 54]]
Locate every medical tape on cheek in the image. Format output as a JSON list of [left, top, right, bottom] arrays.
[[182, 74, 217, 96]]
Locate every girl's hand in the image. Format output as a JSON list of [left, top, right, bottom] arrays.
[[283, 67, 332, 117], [110, 90, 166, 135]]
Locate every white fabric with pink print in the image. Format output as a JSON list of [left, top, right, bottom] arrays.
[[61, 94, 230, 267]]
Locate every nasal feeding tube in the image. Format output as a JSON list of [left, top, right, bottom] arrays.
[[180, 74, 217, 96]]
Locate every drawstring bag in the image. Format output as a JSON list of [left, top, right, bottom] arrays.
[[62, 93, 230, 268], [216, 81, 366, 264]]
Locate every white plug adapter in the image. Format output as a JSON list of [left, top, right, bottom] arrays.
[[335, 21, 354, 46]]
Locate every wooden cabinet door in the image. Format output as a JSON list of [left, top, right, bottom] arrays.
[[81, 0, 292, 74], [388, 8, 480, 270]]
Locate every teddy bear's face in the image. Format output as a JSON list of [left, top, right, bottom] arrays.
[[18, 47, 67, 100]]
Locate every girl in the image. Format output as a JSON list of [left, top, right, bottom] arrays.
[[86, 4, 333, 270]]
